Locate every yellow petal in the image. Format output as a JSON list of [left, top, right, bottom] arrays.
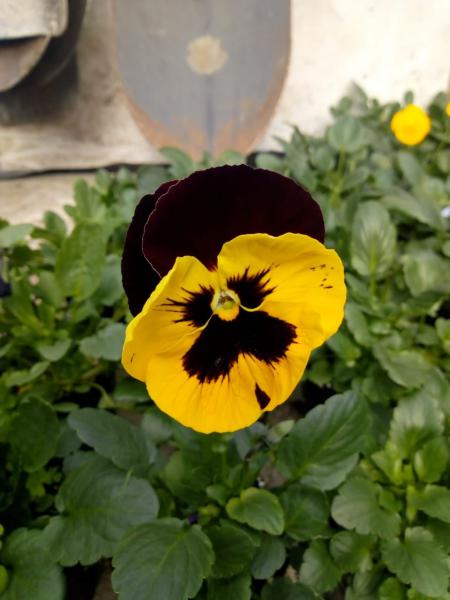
[[144, 352, 262, 433], [122, 255, 219, 381], [218, 232, 346, 349]]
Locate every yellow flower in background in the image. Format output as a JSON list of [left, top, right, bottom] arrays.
[[121, 166, 346, 433], [390, 104, 431, 146], [446, 102, 450, 117]]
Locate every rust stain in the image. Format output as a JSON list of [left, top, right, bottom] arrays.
[[124, 39, 289, 159], [186, 35, 228, 76], [125, 93, 206, 160]]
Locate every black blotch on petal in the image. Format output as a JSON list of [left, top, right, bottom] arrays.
[[255, 384, 270, 409], [227, 267, 274, 308], [182, 310, 296, 383], [162, 286, 214, 327]]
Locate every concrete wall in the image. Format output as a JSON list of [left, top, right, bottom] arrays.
[[261, 0, 449, 146]]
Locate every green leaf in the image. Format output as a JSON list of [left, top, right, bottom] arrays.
[[250, 534, 286, 579], [207, 522, 257, 578], [378, 578, 406, 600], [55, 422, 81, 457], [276, 392, 369, 489], [163, 450, 218, 505], [309, 145, 335, 171], [390, 394, 444, 458], [141, 406, 173, 444], [4, 361, 50, 387], [279, 484, 329, 541], [36, 339, 71, 362], [215, 150, 247, 166], [413, 485, 450, 523], [436, 149, 450, 174], [436, 318, 450, 353], [407, 590, 450, 600], [113, 379, 149, 407], [9, 399, 60, 472], [55, 222, 106, 300], [255, 154, 286, 173], [160, 147, 196, 178], [299, 540, 342, 593], [112, 518, 214, 600], [0, 567, 8, 595], [34, 271, 64, 308], [372, 445, 403, 485], [345, 303, 373, 347], [383, 189, 445, 230], [345, 569, 384, 600], [351, 201, 397, 279], [426, 520, 450, 552], [42, 211, 67, 244], [414, 436, 449, 483], [397, 152, 423, 186], [207, 573, 251, 600], [95, 168, 113, 192], [68, 408, 156, 474], [79, 322, 126, 361], [327, 330, 361, 365], [3, 276, 40, 332], [381, 527, 449, 597], [261, 579, 316, 600], [42, 456, 159, 565], [0, 529, 64, 600], [137, 165, 170, 195], [330, 531, 375, 573], [342, 166, 370, 191], [91, 255, 123, 306], [71, 179, 106, 222], [331, 478, 401, 539], [327, 116, 368, 153], [0, 223, 33, 247], [374, 345, 432, 389], [403, 251, 449, 296], [226, 488, 284, 535]]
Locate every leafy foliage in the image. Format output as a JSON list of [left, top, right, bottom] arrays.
[[112, 519, 214, 600], [0, 87, 449, 599]]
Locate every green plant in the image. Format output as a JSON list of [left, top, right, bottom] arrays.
[[0, 86, 449, 599]]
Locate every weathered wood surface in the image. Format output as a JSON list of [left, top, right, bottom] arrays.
[[0, 36, 50, 91], [0, 173, 88, 223], [116, 0, 290, 158], [0, 0, 160, 177], [0, 0, 72, 92], [0, 0, 68, 38]]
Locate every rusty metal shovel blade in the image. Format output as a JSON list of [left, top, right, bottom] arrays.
[[116, 0, 290, 159]]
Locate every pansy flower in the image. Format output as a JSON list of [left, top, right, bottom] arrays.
[[121, 165, 346, 433]]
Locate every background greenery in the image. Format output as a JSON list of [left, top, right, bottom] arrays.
[[0, 86, 449, 599]]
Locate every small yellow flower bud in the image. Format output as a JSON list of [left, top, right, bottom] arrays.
[[390, 104, 431, 146]]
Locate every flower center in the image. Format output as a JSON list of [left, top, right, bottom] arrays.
[[211, 289, 240, 321]]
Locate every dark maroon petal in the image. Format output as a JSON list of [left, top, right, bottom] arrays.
[[143, 165, 324, 276], [122, 180, 177, 315]]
